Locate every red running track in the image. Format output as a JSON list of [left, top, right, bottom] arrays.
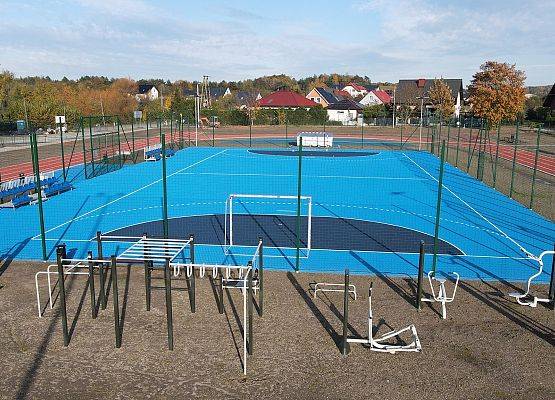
[[1, 132, 553, 182]]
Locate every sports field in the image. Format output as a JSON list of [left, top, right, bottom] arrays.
[[1, 144, 553, 283]]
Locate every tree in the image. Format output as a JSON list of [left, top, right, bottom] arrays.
[[468, 61, 526, 125], [428, 79, 454, 120], [363, 104, 387, 119]]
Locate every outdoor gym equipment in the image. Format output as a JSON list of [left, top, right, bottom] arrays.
[[509, 250, 555, 308], [420, 271, 459, 319], [341, 269, 421, 355]]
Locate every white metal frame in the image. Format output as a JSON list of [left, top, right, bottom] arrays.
[[313, 283, 357, 300], [296, 132, 333, 148], [224, 194, 312, 254], [34, 257, 110, 318], [421, 271, 459, 319], [347, 283, 421, 353], [509, 250, 555, 307], [116, 237, 191, 263], [170, 260, 255, 374], [144, 143, 162, 161]]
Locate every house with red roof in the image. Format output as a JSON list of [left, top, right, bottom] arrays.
[[359, 90, 391, 106], [258, 90, 319, 109], [342, 83, 368, 98]]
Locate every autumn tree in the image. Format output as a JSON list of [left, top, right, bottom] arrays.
[[428, 79, 454, 120], [468, 61, 526, 125]]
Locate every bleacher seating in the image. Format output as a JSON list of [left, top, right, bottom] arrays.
[[144, 143, 176, 162], [0, 171, 73, 209]]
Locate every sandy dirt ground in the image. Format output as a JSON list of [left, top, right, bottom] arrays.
[[0, 261, 553, 399]]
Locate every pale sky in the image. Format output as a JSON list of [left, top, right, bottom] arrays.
[[0, 0, 553, 85]]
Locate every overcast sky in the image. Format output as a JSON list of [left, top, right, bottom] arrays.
[[1, 0, 553, 85]]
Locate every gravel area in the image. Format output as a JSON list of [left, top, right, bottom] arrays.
[[0, 261, 553, 399]]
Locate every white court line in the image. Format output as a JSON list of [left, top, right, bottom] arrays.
[[403, 152, 531, 256], [177, 172, 426, 180], [32, 149, 228, 239]]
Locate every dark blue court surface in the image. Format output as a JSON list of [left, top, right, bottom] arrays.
[[249, 149, 379, 157], [106, 214, 462, 254], [1, 147, 553, 282]]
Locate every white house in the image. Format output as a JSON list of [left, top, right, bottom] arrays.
[[342, 83, 368, 98], [359, 90, 391, 106], [136, 84, 159, 101], [326, 99, 364, 125]]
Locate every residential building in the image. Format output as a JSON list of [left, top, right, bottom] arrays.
[[342, 83, 368, 98], [306, 87, 341, 108], [258, 90, 318, 109], [359, 90, 391, 106], [326, 99, 364, 125], [395, 78, 464, 117], [235, 91, 262, 109], [136, 84, 159, 101], [543, 83, 555, 110]]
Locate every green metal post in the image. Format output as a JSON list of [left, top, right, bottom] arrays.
[[431, 141, 446, 275], [492, 123, 501, 188], [212, 117, 215, 147], [295, 140, 303, 272], [258, 237, 264, 316], [285, 115, 288, 141], [416, 241, 425, 309], [111, 256, 121, 348], [361, 119, 364, 149], [466, 116, 474, 172], [341, 268, 350, 356], [131, 117, 135, 157], [89, 117, 95, 176], [509, 121, 520, 198], [249, 122, 252, 147], [455, 122, 461, 167], [80, 117, 88, 178], [445, 123, 451, 161], [146, 116, 150, 148], [161, 133, 169, 239], [529, 124, 542, 209], [31, 132, 47, 260], [117, 117, 122, 168], [58, 120, 67, 181]]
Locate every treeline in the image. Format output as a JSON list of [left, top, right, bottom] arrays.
[[0, 70, 380, 128]]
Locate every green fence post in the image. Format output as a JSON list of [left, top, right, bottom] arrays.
[[117, 117, 122, 168], [509, 121, 520, 198], [285, 114, 288, 142], [529, 124, 542, 209], [146, 116, 150, 148], [31, 132, 47, 260], [295, 140, 303, 272], [58, 120, 67, 181], [455, 122, 461, 167], [466, 116, 474, 172], [249, 122, 252, 148], [361, 119, 364, 149], [89, 118, 95, 176], [80, 117, 88, 178], [131, 116, 135, 155], [432, 140, 446, 276], [492, 123, 501, 189], [161, 133, 169, 239], [445, 122, 451, 161]]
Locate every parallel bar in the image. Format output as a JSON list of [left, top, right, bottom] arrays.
[[341, 268, 350, 356], [189, 234, 196, 313], [56, 245, 70, 346], [111, 256, 121, 348], [164, 259, 174, 350], [416, 241, 425, 310], [87, 251, 97, 319]]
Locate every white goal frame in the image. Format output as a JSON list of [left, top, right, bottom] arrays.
[[224, 194, 312, 253]]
